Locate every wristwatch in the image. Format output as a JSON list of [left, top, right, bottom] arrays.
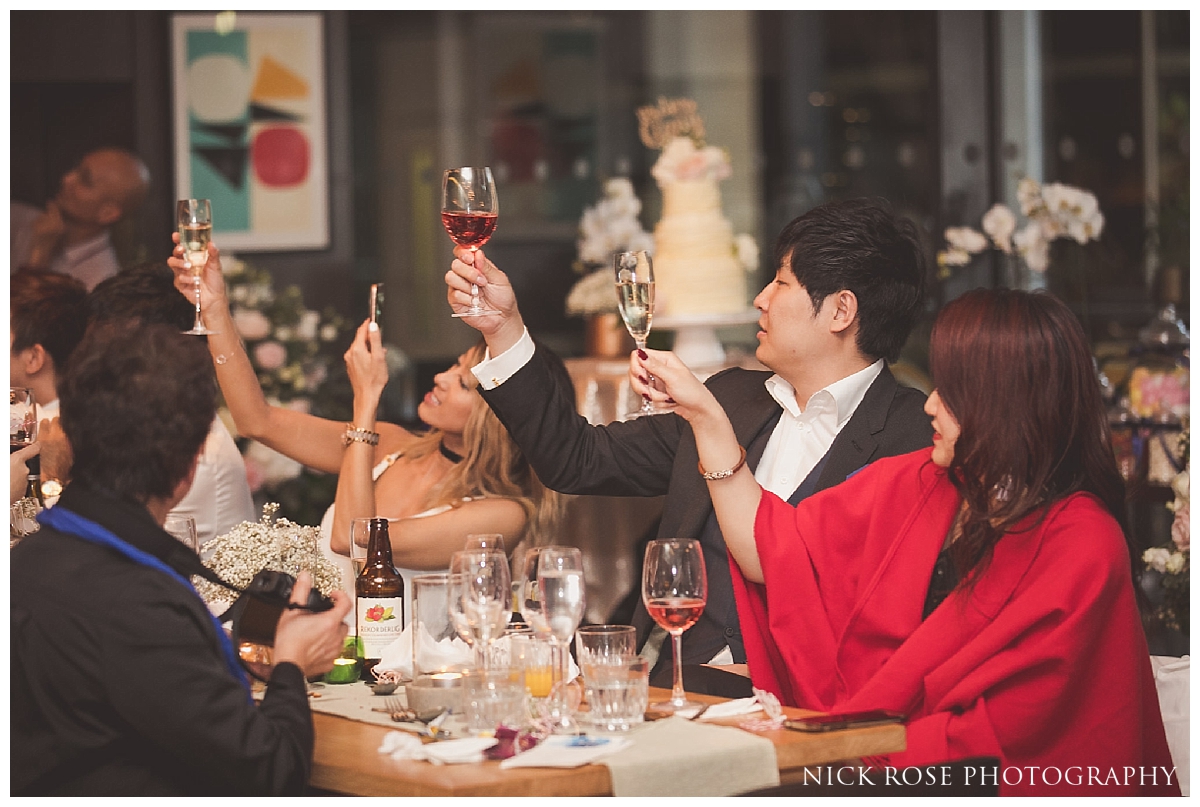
[[342, 424, 380, 447], [41, 479, 63, 507]]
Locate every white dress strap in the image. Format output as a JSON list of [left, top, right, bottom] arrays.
[[372, 451, 405, 481]]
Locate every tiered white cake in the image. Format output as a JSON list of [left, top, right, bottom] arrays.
[[650, 137, 749, 318]]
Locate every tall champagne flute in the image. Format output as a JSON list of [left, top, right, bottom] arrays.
[[178, 199, 218, 335], [642, 538, 707, 713], [614, 250, 663, 417], [449, 550, 511, 670], [538, 546, 585, 732], [443, 167, 500, 318]]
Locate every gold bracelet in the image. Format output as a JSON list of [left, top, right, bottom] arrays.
[[698, 446, 747, 481], [341, 424, 380, 447]]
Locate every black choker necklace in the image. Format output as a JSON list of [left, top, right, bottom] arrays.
[[439, 442, 464, 464]]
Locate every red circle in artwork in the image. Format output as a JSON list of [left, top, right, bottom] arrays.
[[252, 127, 310, 187]]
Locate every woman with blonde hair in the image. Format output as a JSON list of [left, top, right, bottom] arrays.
[[168, 239, 563, 619]]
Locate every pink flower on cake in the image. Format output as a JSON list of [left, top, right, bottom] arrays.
[[652, 137, 732, 184]]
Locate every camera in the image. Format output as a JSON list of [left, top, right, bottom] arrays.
[[227, 570, 334, 677]]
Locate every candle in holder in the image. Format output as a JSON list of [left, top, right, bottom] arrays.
[[406, 672, 465, 720], [324, 637, 364, 684]]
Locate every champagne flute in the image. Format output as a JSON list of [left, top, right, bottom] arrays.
[[10, 387, 40, 541], [464, 533, 505, 553], [443, 167, 500, 318], [615, 250, 663, 417], [163, 514, 200, 553], [449, 550, 511, 670], [178, 199, 218, 336], [537, 546, 585, 732], [642, 538, 707, 713], [518, 547, 550, 636]]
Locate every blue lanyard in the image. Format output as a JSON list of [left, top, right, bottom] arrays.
[[38, 506, 252, 701]]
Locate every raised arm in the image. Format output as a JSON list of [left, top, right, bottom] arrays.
[[329, 319, 393, 554], [444, 246, 525, 355], [166, 237, 347, 474], [358, 498, 529, 570], [634, 349, 766, 581]]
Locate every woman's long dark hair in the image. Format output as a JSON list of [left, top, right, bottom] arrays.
[[929, 289, 1132, 585]]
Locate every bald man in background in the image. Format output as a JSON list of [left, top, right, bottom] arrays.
[[11, 148, 151, 290]]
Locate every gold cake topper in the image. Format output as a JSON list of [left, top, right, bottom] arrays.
[[637, 97, 706, 150]]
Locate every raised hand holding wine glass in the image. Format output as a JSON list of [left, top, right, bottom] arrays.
[[178, 199, 218, 335], [643, 538, 707, 713], [615, 250, 664, 417], [443, 167, 500, 318]]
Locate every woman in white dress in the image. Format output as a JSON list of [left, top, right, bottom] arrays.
[[168, 240, 563, 622]]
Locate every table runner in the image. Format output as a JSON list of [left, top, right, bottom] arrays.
[[602, 716, 779, 796]]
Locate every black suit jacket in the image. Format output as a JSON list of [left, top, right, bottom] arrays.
[[481, 348, 933, 665]]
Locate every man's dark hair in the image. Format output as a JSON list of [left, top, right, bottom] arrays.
[[87, 262, 194, 331], [59, 321, 216, 503], [10, 268, 89, 371], [773, 197, 926, 362]]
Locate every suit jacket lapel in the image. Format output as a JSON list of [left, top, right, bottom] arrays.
[[816, 365, 900, 492]]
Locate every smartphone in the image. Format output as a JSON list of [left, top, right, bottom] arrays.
[[784, 710, 905, 733], [369, 283, 385, 324]]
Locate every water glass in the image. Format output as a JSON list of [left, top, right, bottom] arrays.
[[462, 668, 528, 733], [412, 573, 468, 676], [582, 655, 649, 732], [575, 624, 637, 685]]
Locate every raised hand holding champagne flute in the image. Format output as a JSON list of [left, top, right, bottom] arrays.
[[615, 250, 664, 418], [178, 199, 217, 335]]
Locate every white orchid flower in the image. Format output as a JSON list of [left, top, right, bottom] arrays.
[[944, 226, 990, 254], [981, 204, 1017, 253], [1017, 177, 1043, 216], [937, 248, 973, 267], [1013, 222, 1051, 273]]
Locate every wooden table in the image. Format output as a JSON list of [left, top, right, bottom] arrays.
[[309, 688, 906, 796]]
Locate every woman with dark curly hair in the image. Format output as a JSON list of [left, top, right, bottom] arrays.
[[635, 288, 1176, 796]]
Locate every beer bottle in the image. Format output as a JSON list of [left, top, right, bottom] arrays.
[[355, 517, 404, 679]]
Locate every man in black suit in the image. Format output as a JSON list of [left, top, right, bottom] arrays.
[[445, 197, 932, 688]]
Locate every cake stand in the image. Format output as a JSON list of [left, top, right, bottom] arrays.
[[653, 310, 760, 370]]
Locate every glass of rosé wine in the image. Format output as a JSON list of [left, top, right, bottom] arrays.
[[443, 167, 500, 318], [642, 538, 707, 713]]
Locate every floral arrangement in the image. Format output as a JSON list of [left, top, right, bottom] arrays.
[[566, 178, 655, 316], [221, 255, 352, 525], [1142, 425, 1189, 633], [194, 503, 345, 610], [937, 178, 1105, 278]]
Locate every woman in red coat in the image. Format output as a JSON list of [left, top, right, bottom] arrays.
[[635, 288, 1177, 796]]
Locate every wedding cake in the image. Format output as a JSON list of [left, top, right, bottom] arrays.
[[649, 136, 753, 318]]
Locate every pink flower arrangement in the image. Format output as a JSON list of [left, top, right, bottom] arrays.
[[253, 341, 288, 371], [232, 309, 272, 340]]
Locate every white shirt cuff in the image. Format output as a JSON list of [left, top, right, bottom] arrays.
[[471, 328, 536, 390]]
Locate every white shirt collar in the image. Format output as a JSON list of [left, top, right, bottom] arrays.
[[764, 359, 885, 424]]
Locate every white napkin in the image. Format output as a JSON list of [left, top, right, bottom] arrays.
[[377, 732, 497, 765], [376, 623, 472, 678], [499, 734, 632, 769], [679, 695, 764, 720]]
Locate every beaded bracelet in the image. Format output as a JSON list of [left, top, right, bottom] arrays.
[[698, 446, 747, 481]]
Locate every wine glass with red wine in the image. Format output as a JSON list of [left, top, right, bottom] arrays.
[[642, 538, 707, 713], [443, 167, 500, 318]]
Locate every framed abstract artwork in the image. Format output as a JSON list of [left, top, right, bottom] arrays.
[[172, 12, 329, 250]]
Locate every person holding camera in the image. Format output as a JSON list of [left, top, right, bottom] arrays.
[[11, 321, 352, 796]]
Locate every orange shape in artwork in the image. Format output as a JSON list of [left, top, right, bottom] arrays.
[[252, 127, 309, 187], [250, 56, 309, 101]]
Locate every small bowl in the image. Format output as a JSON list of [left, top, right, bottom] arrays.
[[370, 681, 400, 696], [406, 673, 465, 720]]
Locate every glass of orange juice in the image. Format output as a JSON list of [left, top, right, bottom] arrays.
[[511, 632, 555, 700]]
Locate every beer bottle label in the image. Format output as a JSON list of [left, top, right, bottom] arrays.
[[357, 596, 403, 659]]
